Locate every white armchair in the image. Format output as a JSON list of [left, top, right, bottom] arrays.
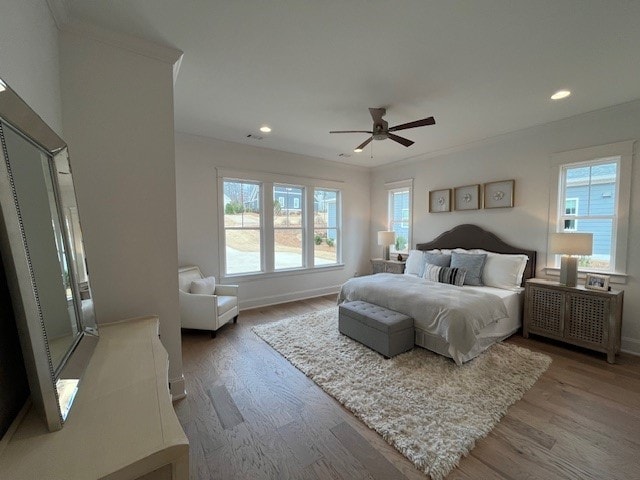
[[178, 266, 239, 337]]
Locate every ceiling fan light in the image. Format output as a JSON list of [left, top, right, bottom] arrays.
[[551, 90, 571, 100], [353, 148, 363, 153]]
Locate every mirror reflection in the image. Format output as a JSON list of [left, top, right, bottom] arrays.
[[54, 151, 96, 332], [1, 124, 95, 374]]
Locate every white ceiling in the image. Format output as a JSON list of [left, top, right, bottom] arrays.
[[63, 0, 640, 167]]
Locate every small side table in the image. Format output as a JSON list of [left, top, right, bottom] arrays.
[[523, 278, 623, 363], [371, 258, 406, 275]]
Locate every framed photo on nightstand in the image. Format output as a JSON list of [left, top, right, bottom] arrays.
[[585, 273, 610, 291]]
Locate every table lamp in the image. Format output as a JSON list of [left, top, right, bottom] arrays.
[[377, 231, 396, 261], [549, 232, 593, 287]]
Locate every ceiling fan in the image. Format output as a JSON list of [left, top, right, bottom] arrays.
[[330, 108, 435, 151]]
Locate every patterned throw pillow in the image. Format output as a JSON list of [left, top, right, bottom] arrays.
[[423, 263, 467, 286]]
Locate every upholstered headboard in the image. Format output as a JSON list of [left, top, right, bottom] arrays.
[[415, 224, 537, 284]]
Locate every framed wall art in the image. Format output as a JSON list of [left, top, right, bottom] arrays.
[[483, 179, 514, 209], [454, 184, 480, 211], [429, 188, 451, 213]]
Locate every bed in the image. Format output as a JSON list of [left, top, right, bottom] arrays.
[[339, 224, 536, 364]]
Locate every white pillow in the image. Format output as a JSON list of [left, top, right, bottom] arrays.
[[480, 252, 528, 290], [404, 250, 426, 277], [440, 248, 468, 255], [190, 276, 216, 295]]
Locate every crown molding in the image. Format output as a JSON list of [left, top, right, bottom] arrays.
[[62, 19, 183, 67], [47, 1, 183, 79]]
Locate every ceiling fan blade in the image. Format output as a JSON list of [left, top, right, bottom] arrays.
[[330, 130, 373, 134], [389, 116, 435, 132], [369, 108, 386, 123], [387, 133, 414, 147], [355, 137, 373, 151]]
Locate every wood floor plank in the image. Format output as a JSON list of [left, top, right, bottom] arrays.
[[207, 384, 244, 429], [175, 295, 640, 480], [330, 421, 407, 480], [277, 420, 324, 469], [454, 454, 509, 480]]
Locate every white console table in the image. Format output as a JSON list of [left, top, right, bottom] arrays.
[[0, 316, 188, 480]]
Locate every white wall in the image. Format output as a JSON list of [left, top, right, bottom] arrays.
[[0, 0, 62, 134], [371, 100, 640, 354], [176, 133, 371, 308], [59, 29, 185, 394]]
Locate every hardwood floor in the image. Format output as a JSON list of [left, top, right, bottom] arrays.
[[175, 295, 640, 479]]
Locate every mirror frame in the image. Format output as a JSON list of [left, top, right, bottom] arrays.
[[0, 78, 98, 431]]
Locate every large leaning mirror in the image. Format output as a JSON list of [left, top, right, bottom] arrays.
[[0, 77, 98, 431]]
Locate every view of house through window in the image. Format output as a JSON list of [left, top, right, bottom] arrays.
[[388, 187, 410, 253], [223, 178, 341, 275], [274, 184, 304, 269], [558, 158, 619, 271], [314, 189, 339, 265], [223, 180, 262, 274]]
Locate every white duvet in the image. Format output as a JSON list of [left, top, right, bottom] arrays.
[[338, 273, 509, 364]]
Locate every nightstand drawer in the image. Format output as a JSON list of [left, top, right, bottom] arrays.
[[528, 286, 564, 336], [565, 292, 609, 346]]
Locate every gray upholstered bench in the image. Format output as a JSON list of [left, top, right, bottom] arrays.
[[338, 301, 414, 358]]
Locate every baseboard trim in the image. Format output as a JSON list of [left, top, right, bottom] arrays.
[[621, 337, 640, 357], [170, 375, 186, 401], [239, 285, 340, 311]]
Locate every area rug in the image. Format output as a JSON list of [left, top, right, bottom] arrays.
[[252, 307, 551, 480]]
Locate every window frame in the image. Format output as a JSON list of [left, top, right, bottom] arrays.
[[385, 179, 413, 254], [221, 179, 264, 275], [217, 168, 344, 279], [313, 187, 342, 267], [546, 140, 634, 282], [273, 183, 305, 271]]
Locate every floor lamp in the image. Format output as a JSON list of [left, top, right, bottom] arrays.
[[549, 232, 593, 287], [377, 231, 396, 261]]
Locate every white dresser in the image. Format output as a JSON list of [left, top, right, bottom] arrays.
[[0, 316, 189, 480]]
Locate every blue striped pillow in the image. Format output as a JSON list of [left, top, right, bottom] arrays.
[[423, 263, 466, 286]]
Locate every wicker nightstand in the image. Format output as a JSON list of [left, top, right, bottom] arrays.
[[523, 278, 624, 363], [371, 259, 406, 274]]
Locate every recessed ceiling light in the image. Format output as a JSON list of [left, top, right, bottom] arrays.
[[259, 125, 271, 133], [551, 90, 571, 100], [353, 148, 363, 153]]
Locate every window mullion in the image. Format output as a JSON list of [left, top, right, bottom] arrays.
[[306, 187, 315, 267], [263, 181, 274, 273]]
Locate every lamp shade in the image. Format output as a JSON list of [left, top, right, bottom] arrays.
[[549, 232, 593, 256], [377, 231, 396, 246]]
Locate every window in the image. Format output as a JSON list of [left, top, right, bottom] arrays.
[[219, 169, 342, 276], [314, 189, 339, 265], [223, 180, 262, 275], [274, 184, 304, 270], [386, 180, 413, 253], [558, 159, 618, 271], [563, 198, 578, 231], [550, 140, 633, 277]]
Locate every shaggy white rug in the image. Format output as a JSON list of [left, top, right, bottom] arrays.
[[252, 307, 551, 480]]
